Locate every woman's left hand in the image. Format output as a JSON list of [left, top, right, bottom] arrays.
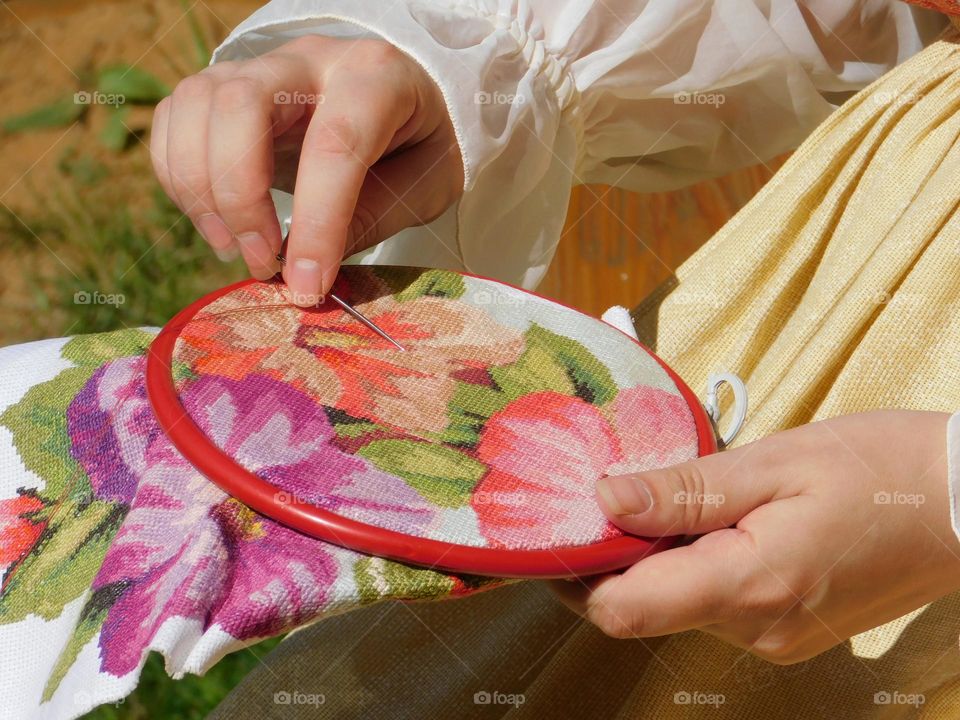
[[550, 410, 960, 664]]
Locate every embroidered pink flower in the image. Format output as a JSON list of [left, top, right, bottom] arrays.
[[604, 385, 699, 475], [471, 387, 697, 549]]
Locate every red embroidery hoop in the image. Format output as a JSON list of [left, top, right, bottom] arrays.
[[146, 273, 717, 579]]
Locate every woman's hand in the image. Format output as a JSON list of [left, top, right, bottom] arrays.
[[551, 410, 960, 664], [151, 35, 463, 304]]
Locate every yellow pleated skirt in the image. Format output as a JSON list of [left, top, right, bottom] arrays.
[[212, 28, 960, 720]]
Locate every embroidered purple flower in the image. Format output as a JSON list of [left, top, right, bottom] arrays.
[[75, 358, 439, 676], [67, 357, 156, 505]]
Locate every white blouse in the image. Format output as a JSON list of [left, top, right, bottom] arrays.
[[212, 0, 941, 289], [211, 0, 960, 539]]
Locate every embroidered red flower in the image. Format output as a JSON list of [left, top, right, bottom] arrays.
[[0, 495, 46, 567]]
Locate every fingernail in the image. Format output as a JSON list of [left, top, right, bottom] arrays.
[[196, 213, 233, 251], [596, 476, 654, 516], [213, 245, 240, 262], [236, 232, 279, 280], [288, 258, 324, 306]]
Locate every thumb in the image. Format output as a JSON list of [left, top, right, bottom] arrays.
[[595, 444, 781, 536]]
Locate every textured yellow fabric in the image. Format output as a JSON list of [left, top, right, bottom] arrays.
[[644, 37, 960, 448], [212, 31, 960, 720]]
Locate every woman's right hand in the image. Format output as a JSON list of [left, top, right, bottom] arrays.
[[151, 35, 464, 305]]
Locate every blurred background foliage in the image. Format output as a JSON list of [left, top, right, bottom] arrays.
[[0, 2, 273, 717], [0, 0, 255, 345]]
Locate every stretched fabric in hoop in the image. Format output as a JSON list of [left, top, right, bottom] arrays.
[[163, 267, 705, 553], [0, 330, 498, 719]]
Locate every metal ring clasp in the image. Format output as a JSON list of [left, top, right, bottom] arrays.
[[704, 373, 748, 448]]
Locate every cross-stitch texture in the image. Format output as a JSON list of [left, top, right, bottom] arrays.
[[0, 267, 701, 718], [0, 330, 499, 718], [171, 267, 700, 550]]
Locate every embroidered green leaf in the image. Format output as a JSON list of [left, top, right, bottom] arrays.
[[42, 582, 125, 701], [172, 359, 197, 385], [492, 324, 618, 405], [1, 330, 151, 503], [0, 499, 125, 623], [356, 439, 486, 508], [389, 268, 466, 302], [333, 421, 383, 439], [0, 332, 146, 627], [440, 325, 619, 447], [441, 382, 511, 447], [323, 406, 390, 440], [0, 367, 93, 502], [61, 328, 154, 367], [354, 556, 454, 605]]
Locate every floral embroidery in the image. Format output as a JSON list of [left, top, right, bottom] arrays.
[[0, 267, 699, 709], [471, 385, 696, 548]]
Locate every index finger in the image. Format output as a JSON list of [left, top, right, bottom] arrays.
[[285, 78, 414, 305]]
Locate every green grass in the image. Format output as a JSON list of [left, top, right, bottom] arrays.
[[84, 637, 285, 720], [1, 153, 245, 338]]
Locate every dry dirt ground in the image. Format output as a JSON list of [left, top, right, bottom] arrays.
[[0, 0, 262, 342]]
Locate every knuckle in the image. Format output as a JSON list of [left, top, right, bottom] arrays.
[[421, 171, 459, 224], [735, 567, 804, 621], [165, 154, 209, 191], [211, 186, 249, 212], [587, 585, 642, 640], [286, 33, 331, 56], [168, 171, 209, 204], [173, 74, 214, 101], [590, 605, 635, 640], [359, 38, 403, 67], [668, 463, 709, 527], [206, 60, 239, 76], [260, 53, 301, 82], [294, 211, 352, 243], [419, 194, 447, 227], [153, 95, 171, 118], [770, 571, 811, 615], [308, 115, 362, 157], [750, 633, 807, 666], [214, 76, 266, 113]]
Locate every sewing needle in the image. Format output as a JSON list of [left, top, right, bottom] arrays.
[[274, 251, 406, 351]]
